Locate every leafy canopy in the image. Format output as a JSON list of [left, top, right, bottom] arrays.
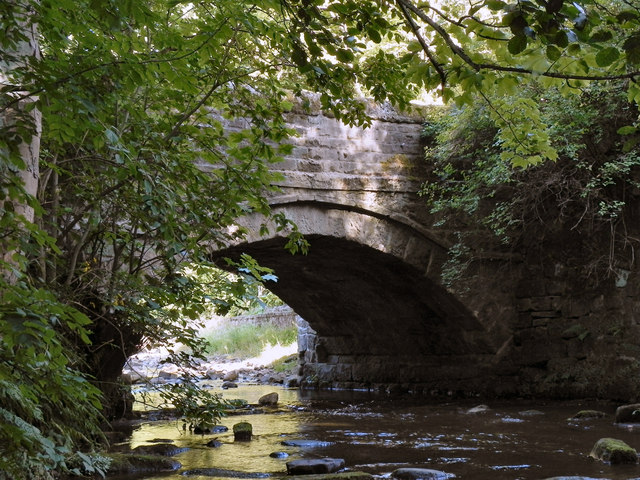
[[279, 0, 640, 165]]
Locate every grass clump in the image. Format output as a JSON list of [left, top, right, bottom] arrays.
[[204, 323, 297, 358], [269, 354, 298, 374]]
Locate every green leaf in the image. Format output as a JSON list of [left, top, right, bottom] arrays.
[[508, 35, 528, 55], [367, 27, 382, 44], [486, 0, 506, 10], [554, 30, 569, 48], [590, 30, 613, 43], [336, 48, 354, 62], [595, 46, 620, 67], [617, 126, 637, 135], [546, 45, 562, 61], [617, 10, 639, 23], [567, 43, 581, 55], [623, 33, 640, 65]]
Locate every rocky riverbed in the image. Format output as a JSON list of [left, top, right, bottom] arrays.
[[122, 343, 300, 388], [104, 385, 640, 480]]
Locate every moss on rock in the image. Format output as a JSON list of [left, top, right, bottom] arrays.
[[233, 421, 253, 441], [589, 438, 638, 464]]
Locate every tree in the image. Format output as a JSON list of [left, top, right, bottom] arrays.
[[1, 0, 307, 476]]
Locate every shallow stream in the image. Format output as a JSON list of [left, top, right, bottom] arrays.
[[116, 384, 640, 480]]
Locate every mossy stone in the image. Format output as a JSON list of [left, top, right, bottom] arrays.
[[589, 437, 638, 464], [233, 421, 252, 441]]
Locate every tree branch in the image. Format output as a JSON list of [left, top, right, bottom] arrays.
[[397, 0, 447, 86], [396, 0, 640, 82]]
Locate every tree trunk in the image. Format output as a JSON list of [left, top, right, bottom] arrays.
[[1, 1, 41, 275]]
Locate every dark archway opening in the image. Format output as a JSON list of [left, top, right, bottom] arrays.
[[213, 235, 494, 390]]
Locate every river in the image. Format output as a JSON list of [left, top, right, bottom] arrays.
[[116, 383, 640, 480]]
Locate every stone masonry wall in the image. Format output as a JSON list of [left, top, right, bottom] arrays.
[[211, 99, 640, 402]]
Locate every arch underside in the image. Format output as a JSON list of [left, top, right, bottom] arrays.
[[211, 203, 498, 390]]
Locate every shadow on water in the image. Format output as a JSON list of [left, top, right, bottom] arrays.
[[112, 384, 640, 480]]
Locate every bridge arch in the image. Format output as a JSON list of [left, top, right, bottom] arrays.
[[212, 200, 496, 392]]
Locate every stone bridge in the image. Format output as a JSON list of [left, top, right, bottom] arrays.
[[210, 101, 640, 400]]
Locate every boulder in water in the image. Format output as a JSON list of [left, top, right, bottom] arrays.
[[131, 443, 189, 456], [182, 467, 269, 477], [615, 403, 640, 423], [570, 410, 607, 420], [224, 370, 239, 381], [392, 468, 455, 480], [269, 451, 289, 458], [589, 437, 638, 464], [286, 472, 372, 480], [258, 392, 279, 406], [286, 458, 345, 475], [233, 422, 253, 441]]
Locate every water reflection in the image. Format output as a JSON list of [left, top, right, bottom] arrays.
[[117, 384, 640, 480]]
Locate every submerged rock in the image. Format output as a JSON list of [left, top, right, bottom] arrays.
[[182, 468, 270, 478], [589, 437, 638, 464], [270, 451, 289, 458], [284, 472, 372, 480], [519, 410, 544, 416], [615, 403, 640, 423], [131, 443, 189, 456], [286, 458, 345, 474], [570, 410, 607, 420], [543, 477, 605, 480], [281, 439, 334, 448], [391, 468, 455, 480], [206, 439, 223, 448], [465, 405, 489, 414], [106, 453, 181, 474]]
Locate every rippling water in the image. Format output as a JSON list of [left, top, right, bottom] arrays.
[[114, 384, 640, 480]]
